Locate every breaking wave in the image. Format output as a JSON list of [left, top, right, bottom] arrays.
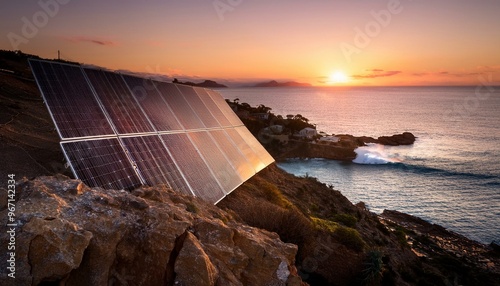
[[352, 144, 402, 164]]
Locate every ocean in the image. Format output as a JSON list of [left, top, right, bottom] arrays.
[[218, 86, 500, 244]]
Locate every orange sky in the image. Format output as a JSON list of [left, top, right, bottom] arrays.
[[1, 0, 499, 86]]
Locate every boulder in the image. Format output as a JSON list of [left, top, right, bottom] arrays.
[[0, 176, 301, 286]]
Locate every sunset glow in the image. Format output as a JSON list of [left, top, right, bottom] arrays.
[[328, 71, 350, 85], [1, 1, 499, 86]]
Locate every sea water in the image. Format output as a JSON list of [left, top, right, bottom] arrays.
[[218, 86, 500, 244]]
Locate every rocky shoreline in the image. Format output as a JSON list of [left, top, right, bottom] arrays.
[[269, 132, 416, 161]]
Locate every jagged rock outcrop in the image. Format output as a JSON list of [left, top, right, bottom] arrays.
[[0, 175, 301, 286]]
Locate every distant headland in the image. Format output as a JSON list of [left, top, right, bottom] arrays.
[[172, 78, 227, 88], [253, 80, 312, 87]]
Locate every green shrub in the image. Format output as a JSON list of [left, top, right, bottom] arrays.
[[330, 213, 358, 228], [333, 226, 366, 252], [311, 217, 365, 251], [311, 217, 339, 233]]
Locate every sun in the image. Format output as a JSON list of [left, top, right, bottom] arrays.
[[328, 71, 350, 84]]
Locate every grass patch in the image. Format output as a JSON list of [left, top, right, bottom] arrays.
[[334, 226, 366, 252], [311, 217, 339, 233], [237, 201, 314, 246], [259, 181, 292, 208], [330, 213, 358, 228], [312, 217, 366, 252]]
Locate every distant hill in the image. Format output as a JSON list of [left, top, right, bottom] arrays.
[[253, 80, 311, 87], [173, 78, 227, 88]]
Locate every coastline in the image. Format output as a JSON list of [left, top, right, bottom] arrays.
[[269, 132, 416, 162], [1, 51, 499, 285]]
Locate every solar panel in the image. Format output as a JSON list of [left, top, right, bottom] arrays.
[[122, 74, 183, 132], [176, 85, 220, 128], [30, 59, 274, 204], [61, 138, 142, 190], [188, 131, 243, 192], [120, 135, 192, 196], [194, 87, 232, 127], [225, 128, 264, 173], [160, 133, 226, 203], [209, 129, 255, 181], [84, 69, 155, 134], [205, 89, 244, 126], [154, 81, 205, 130], [236, 126, 275, 168], [29, 60, 114, 139]]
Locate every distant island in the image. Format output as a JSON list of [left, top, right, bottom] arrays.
[[253, 80, 312, 87], [172, 78, 227, 88]]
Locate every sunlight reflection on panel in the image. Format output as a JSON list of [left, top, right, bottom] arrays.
[[189, 131, 243, 193]]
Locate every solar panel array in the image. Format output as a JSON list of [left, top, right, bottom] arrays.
[[29, 59, 274, 204]]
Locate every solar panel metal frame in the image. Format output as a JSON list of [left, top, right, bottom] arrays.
[[30, 58, 274, 204]]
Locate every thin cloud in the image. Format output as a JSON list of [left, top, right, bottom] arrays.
[[412, 71, 483, 77], [413, 65, 500, 78], [62, 36, 118, 47], [352, 69, 402, 79]]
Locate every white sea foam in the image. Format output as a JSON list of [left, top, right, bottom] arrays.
[[352, 144, 400, 164]]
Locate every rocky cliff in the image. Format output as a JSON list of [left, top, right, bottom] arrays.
[[0, 175, 302, 286]]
